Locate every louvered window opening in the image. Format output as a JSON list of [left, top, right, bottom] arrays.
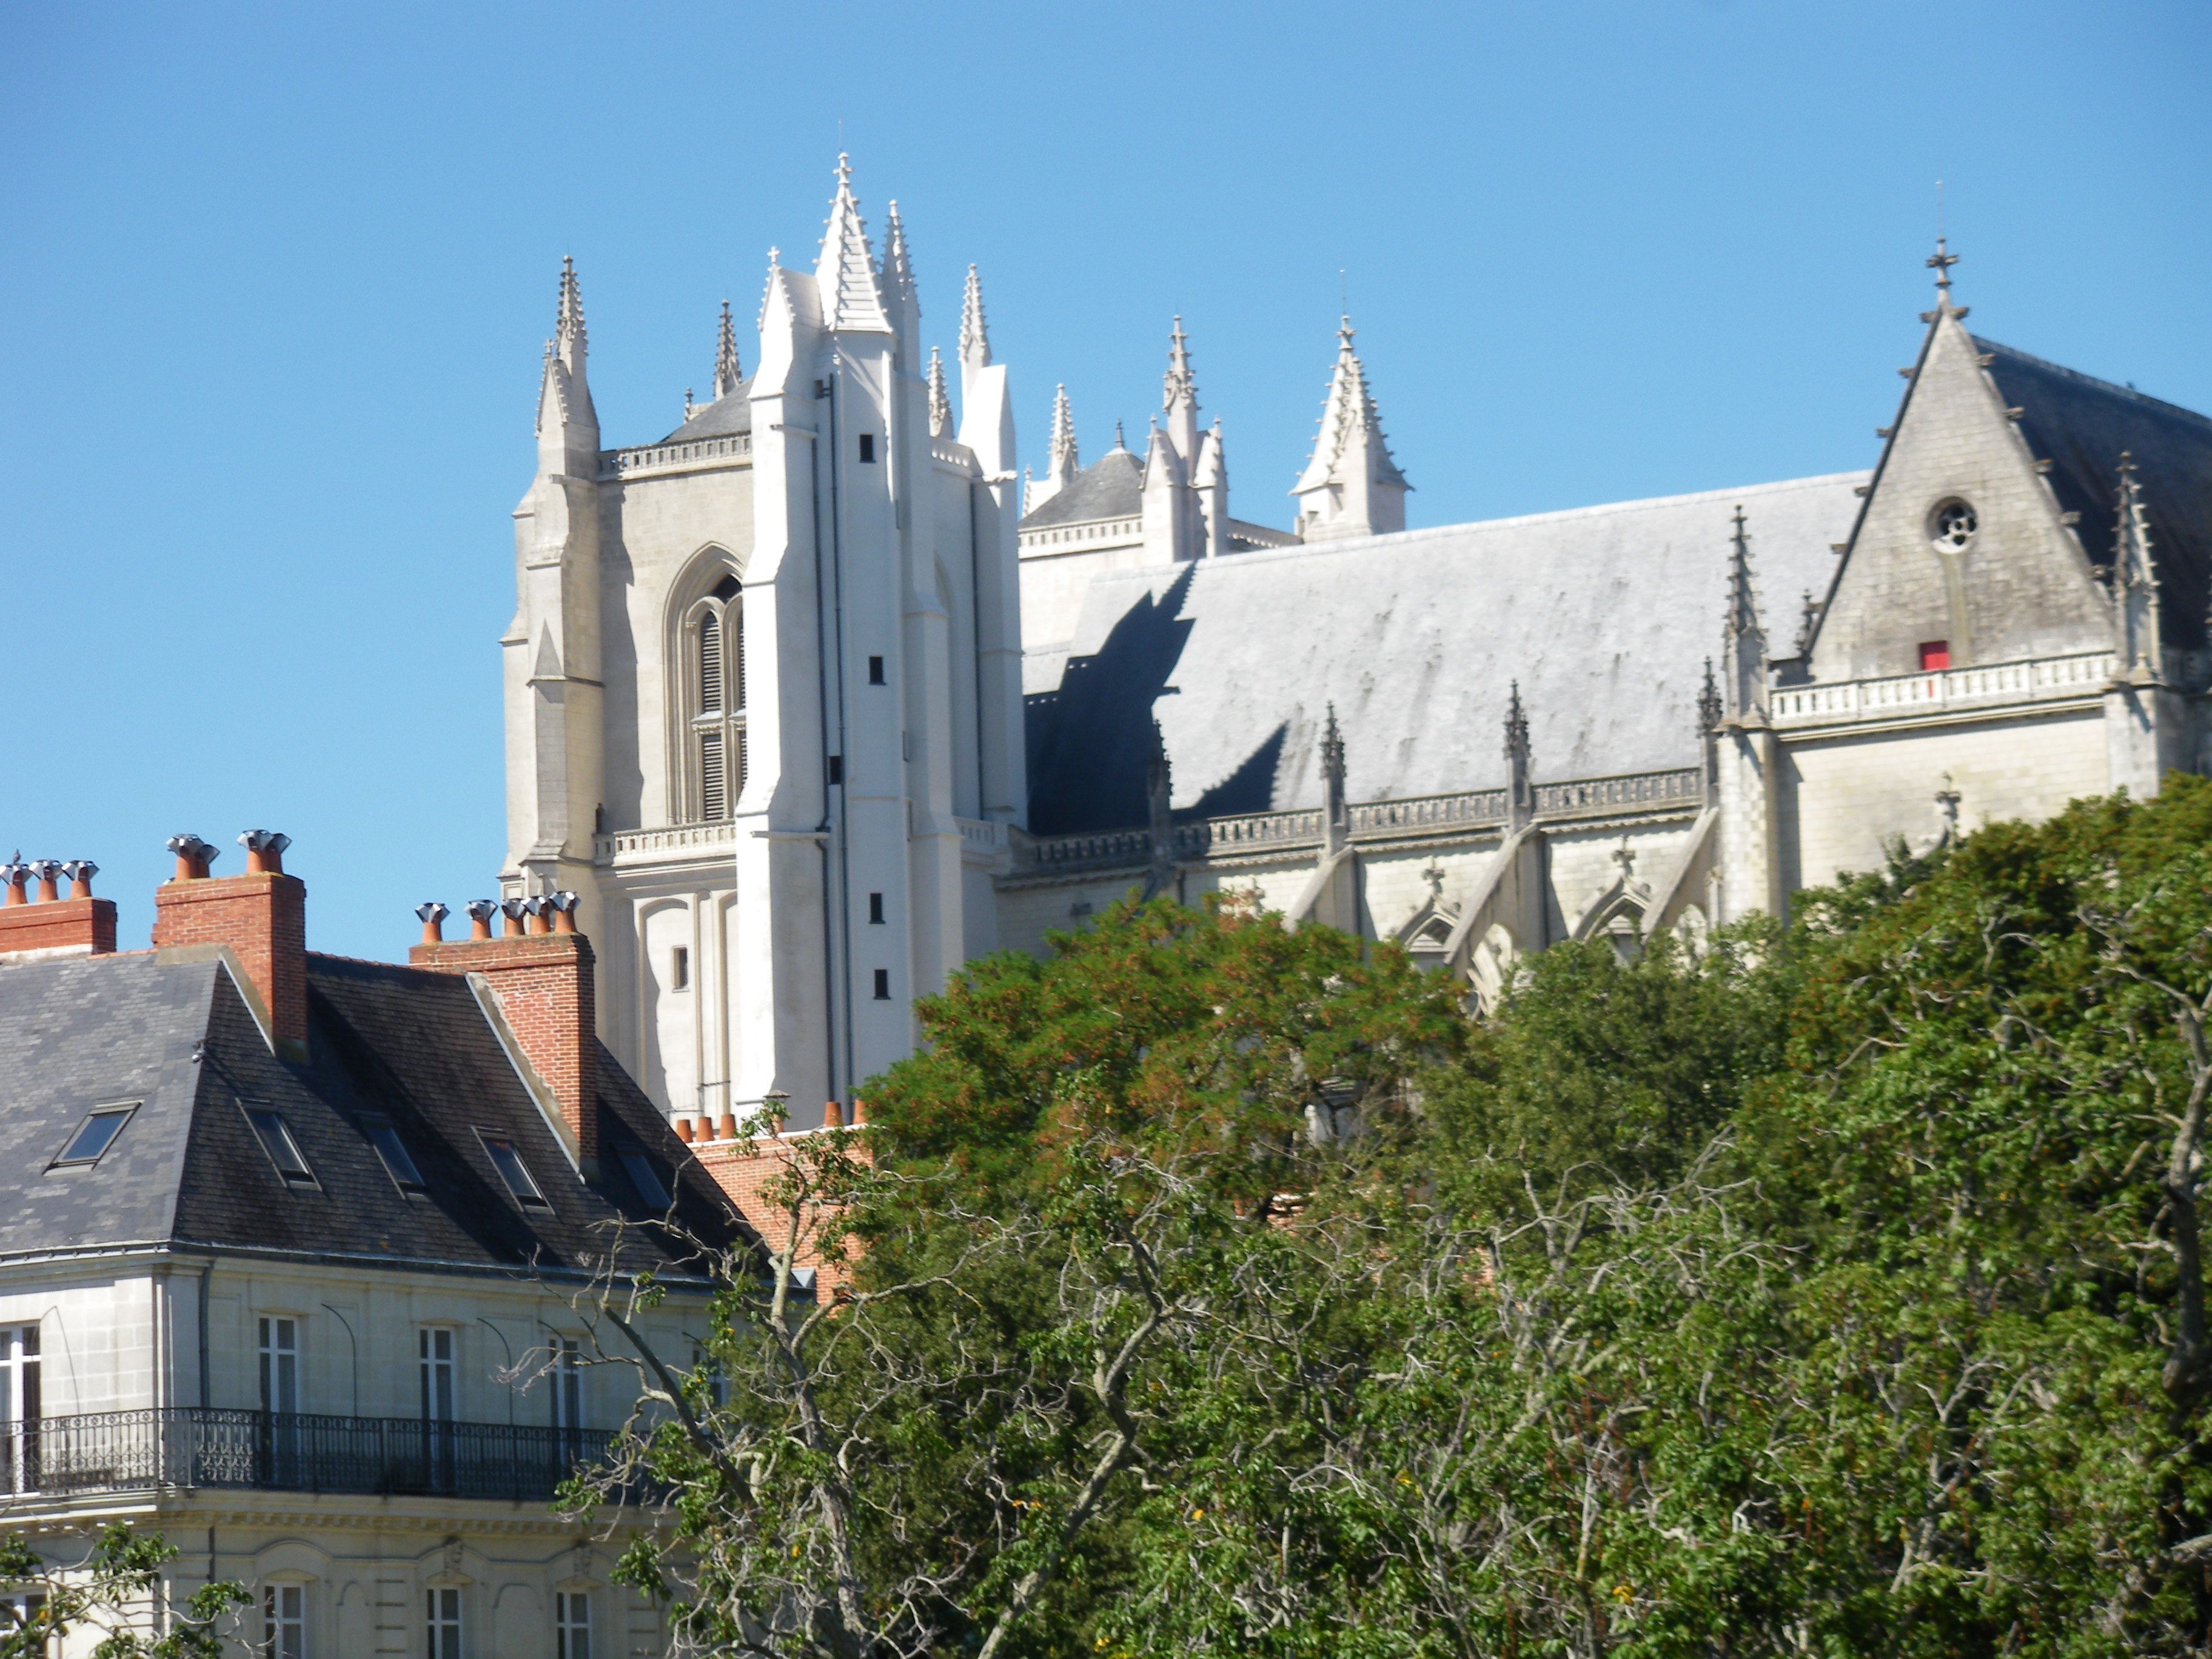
[[688, 594, 746, 822]]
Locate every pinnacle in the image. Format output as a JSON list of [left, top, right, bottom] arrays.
[[959, 264, 991, 370], [927, 346, 953, 438], [815, 152, 888, 333], [1162, 315, 1196, 411], [1926, 235, 1960, 310], [555, 255, 587, 363], [882, 199, 916, 308], [714, 298, 741, 400], [1048, 384, 1078, 474]]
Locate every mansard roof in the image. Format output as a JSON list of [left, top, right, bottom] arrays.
[[1977, 339, 2212, 650], [1021, 449, 1145, 529], [0, 950, 749, 1278], [660, 380, 756, 444], [1023, 472, 1863, 834]]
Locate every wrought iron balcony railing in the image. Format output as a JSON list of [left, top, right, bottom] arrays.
[[0, 1409, 620, 1505]]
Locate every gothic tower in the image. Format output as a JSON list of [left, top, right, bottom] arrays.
[[503, 159, 1024, 1133]]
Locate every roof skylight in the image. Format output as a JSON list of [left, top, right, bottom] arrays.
[[51, 1104, 137, 1168], [478, 1133, 551, 1210], [617, 1147, 672, 1211], [243, 1106, 317, 1188], [360, 1114, 426, 1196]]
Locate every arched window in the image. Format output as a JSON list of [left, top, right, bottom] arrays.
[[685, 576, 745, 822]]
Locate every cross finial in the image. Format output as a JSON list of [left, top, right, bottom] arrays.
[[1613, 839, 1637, 883], [1927, 235, 1959, 304]]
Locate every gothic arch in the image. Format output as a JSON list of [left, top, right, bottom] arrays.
[[663, 545, 748, 825], [1466, 923, 1520, 1016]]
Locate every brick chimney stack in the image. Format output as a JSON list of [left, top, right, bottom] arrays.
[[151, 830, 309, 1061], [0, 856, 118, 959], [412, 891, 597, 1171]]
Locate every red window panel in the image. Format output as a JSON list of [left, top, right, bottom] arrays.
[[1919, 640, 1951, 671]]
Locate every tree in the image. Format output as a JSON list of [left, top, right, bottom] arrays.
[[0, 1524, 247, 1659], [573, 894, 1464, 1659]]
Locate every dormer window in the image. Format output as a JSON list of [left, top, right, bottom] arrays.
[[243, 1107, 317, 1189], [683, 582, 746, 822]]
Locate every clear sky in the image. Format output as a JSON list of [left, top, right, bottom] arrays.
[[2, 1, 2207, 959]]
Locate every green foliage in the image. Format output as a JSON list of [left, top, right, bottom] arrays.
[[0, 1524, 247, 1659], [606, 788, 2212, 1655]]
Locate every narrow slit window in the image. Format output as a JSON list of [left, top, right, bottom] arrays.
[[478, 1134, 551, 1210], [685, 583, 745, 824], [52, 1104, 136, 1168], [857, 432, 876, 463], [360, 1115, 426, 1196], [671, 947, 690, 991], [872, 968, 891, 1001], [244, 1108, 317, 1188], [868, 655, 885, 685], [868, 892, 884, 925]]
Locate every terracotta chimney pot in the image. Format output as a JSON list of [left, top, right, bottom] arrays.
[[822, 1099, 845, 1129], [1, 862, 28, 907], [240, 830, 290, 876], [549, 891, 579, 934], [415, 902, 449, 945], [62, 860, 97, 900], [464, 899, 498, 940], [28, 860, 61, 903], [500, 899, 528, 939], [676, 1117, 697, 1144], [166, 834, 218, 881]]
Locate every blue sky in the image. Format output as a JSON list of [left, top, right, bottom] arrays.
[[2, 1, 2207, 958]]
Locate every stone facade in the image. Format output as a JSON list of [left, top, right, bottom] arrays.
[[504, 194, 2212, 1123]]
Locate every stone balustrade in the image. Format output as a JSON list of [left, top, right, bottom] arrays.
[[598, 432, 752, 481], [1769, 650, 2116, 727], [593, 821, 739, 867]]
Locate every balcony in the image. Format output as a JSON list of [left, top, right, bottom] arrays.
[[0, 1410, 622, 1506]]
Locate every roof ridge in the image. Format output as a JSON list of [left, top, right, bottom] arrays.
[[1974, 337, 2212, 432]]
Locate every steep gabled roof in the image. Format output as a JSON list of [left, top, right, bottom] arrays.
[[0, 951, 749, 1279], [1021, 448, 1145, 530], [1977, 339, 2212, 651], [1025, 472, 1863, 834], [659, 381, 754, 444]]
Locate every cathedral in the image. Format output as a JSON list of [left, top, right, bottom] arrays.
[[505, 157, 2212, 1136]]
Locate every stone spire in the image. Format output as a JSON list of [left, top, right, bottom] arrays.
[[1026, 383, 1080, 513], [1321, 703, 1349, 856], [712, 299, 742, 401], [927, 346, 952, 438], [2114, 451, 2165, 679], [814, 153, 888, 333], [958, 264, 991, 372], [535, 255, 598, 474], [1697, 657, 1725, 792], [880, 198, 920, 349], [1503, 682, 1533, 832], [1048, 384, 1078, 477], [1162, 317, 1200, 464], [1722, 506, 1769, 720], [1926, 235, 1960, 312], [1292, 316, 1409, 543], [1192, 417, 1228, 558]]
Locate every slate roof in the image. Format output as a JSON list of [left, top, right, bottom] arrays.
[[657, 381, 754, 445], [1024, 473, 1865, 835], [0, 950, 750, 1281], [1977, 339, 2212, 652], [1021, 449, 1145, 529]]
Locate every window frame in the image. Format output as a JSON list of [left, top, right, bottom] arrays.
[[555, 1592, 591, 1659], [1, 1324, 41, 1497], [679, 585, 746, 824], [263, 1583, 306, 1659], [615, 1145, 673, 1212], [50, 1102, 138, 1169], [358, 1114, 427, 1196], [425, 1586, 462, 1659], [242, 1105, 318, 1189], [475, 1132, 552, 1212]]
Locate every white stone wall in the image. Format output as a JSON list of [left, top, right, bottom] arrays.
[[1784, 708, 2109, 891]]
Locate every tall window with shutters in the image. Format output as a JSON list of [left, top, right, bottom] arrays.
[[684, 577, 746, 823]]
